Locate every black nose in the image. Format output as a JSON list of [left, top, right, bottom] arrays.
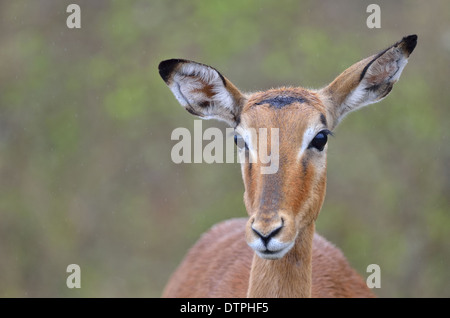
[[251, 223, 283, 247]]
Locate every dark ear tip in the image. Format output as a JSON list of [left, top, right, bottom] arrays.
[[158, 59, 185, 83], [401, 34, 418, 55]]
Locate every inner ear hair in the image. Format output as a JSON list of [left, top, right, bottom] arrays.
[[159, 59, 246, 127], [321, 34, 417, 128]]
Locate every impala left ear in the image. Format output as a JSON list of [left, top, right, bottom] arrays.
[[159, 59, 247, 127], [320, 34, 417, 129]]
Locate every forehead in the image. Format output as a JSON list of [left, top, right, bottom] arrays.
[[240, 87, 327, 130]]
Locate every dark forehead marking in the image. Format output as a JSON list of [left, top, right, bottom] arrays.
[[254, 96, 307, 109]]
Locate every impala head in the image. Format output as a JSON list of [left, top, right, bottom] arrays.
[[159, 35, 417, 260]]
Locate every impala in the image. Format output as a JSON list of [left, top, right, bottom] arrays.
[[159, 35, 417, 297]]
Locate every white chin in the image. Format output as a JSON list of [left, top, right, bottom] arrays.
[[254, 241, 294, 260], [248, 238, 295, 260], [256, 250, 286, 260]]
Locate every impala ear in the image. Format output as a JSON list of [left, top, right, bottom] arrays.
[[320, 35, 417, 129], [159, 59, 247, 127]]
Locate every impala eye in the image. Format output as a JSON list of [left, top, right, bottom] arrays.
[[234, 134, 248, 150], [308, 130, 331, 151]]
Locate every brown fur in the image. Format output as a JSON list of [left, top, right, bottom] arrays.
[[159, 35, 416, 298], [162, 218, 373, 298]]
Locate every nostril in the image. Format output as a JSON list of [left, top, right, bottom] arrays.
[[251, 226, 265, 240], [251, 223, 283, 246], [270, 226, 282, 238]]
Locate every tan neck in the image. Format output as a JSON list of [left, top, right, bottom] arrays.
[[247, 222, 315, 298]]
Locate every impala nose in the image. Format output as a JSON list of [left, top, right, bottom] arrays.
[[247, 216, 294, 259], [251, 220, 283, 247]]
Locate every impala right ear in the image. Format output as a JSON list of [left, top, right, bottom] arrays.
[[320, 35, 417, 129], [159, 59, 247, 127]]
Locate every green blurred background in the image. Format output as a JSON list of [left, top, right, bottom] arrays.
[[0, 0, 449, 297]]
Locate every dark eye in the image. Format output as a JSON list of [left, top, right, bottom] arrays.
[[234, 134, 248, 150], [308, 130, 330, 151]]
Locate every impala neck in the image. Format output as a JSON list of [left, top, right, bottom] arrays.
[[247, 222, 315, 298]]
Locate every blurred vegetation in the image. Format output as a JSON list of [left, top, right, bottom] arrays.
[[0, 0, 449, 297]]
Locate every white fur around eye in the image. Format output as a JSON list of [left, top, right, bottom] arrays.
[[235, 127, 257, 161], [297, 126, 319, 161]]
